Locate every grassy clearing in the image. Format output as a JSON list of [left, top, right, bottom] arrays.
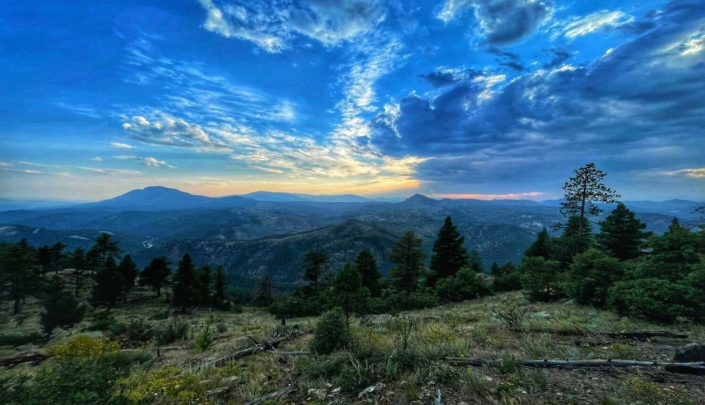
[[1, 284, 704, 404]]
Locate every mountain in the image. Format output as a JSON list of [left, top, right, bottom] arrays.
[[401, 194, 439, 207], [242, 191, 393, 203], [241, 191, 309, 202], [76, 186, 255, 211]]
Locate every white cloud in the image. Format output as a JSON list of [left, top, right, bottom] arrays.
[[112, 155, 137, 160], [143, 157, 167, 167], [79, 167, 142, 176], [196, 0, 387, 52], [90, 156, 103, 161], [110, 142, 134, 149], [563, 10, 634, 38], [664, 168, 705, 178], [122, 115, 231, 152]]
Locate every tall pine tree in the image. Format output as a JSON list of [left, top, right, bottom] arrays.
[[303, 250, 327, 292], [90, 257, 124, 311], [198, 264, 213, 306], [213, 265, 228, 303], [429, 216, 468, 285], [389, 231, 426, 292], [0, 239, 39, 314], [354, 250, 382, 297], [40, 276, 85, 339], [119, 254, 139, 298], [172, 254, 200, 312], [69, 247, 87, 297], [524, 228, 552, 259], [254, 276, 275, 307], [597, 203, 651, 260], [559, 163, 620, 235], [139, 257, 170, 297], [333, 263, 368, 318]]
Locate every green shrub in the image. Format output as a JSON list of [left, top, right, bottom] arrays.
[[310, 307, 350, 355], [194, 317, 214, 352], [564, 249, 626, 308], [269, 295, 327, 318], [493, 271, 522, 292], [387, 291, 438, 311], [520, 257, 564, 302], [608, 278, 700, 323], [435, 267, 493, 303], [362, 297, 391, 315], [0, 332, 43, 347], [84, 315, 119, 332], [155, 317, 190, 345], [124, 318, 155, 344]]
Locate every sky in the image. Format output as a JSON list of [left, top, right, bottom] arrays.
[[0, 0, 704, 201]]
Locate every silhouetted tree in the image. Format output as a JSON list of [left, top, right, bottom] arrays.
[[68, 247, 87, 297], [333, 263, 368, 318], [429, 216, 468, 285], [198, 264, 213, 306], [118, 254, 139, 299], [597, 203, 651, 261], [139, 257, 170, 297], [49, 242, 66, 274], [37, 245, 51, 273], [389, 231, 426, 292], [0, 239, 39, 314], [90, 257, 124, 311], [524, 228, 552, 259], [39, 276, 85, 339], [213, 265, 228, 303], [559, 163, 620, 235], [254, 276, 275, 307], [91, 233, 120, 265], [354, 250, 382, 297], [172, 254, 200, 312], [303, 250, 328, 292]]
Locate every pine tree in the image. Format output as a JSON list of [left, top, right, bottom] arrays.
[[118, 254, 139, 298], [333, 263, 368, 318], [490, 262, 501, 277], [90, 257, 124, 311], [37, 245, 51, 273], [429, 216, 468, 284], [91, 233, 120, 265], [49, 242, 66, 274], [669, 216, 681, 232], [559, 163, 620, 235], [553, 216, 593, 267], [39, 276, 85, 339], [303, 250, 327, 291], [389, 231, 426, 292], [254, 276, 275, 307], [172, 254, 200, 312], [198, 264, 213, 306], [213, 265, 228, 303], [597, 203, 651, 260], [139, 257, 170, 297], [468, 250, 484, 273], [354, 250, 382, 297], [524, 228, 552, 259], [69, 247, 87, 297], [0, 239, 39, 314]]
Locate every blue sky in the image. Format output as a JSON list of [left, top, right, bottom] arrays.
[[1, 0, 703, 201]]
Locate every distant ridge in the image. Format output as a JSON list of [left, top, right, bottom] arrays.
[[402, 194, 439, 206], [76, 186, 255, 211]]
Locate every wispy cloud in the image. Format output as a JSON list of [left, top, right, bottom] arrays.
[[110, 142, 134, 149], [90, 156, 103, 161], [142, 157, 167, 167], [79, 167, 142, 176], [122, 115, 231, 152], [664, 168, 705, 178], [563, 10, 636, 38]]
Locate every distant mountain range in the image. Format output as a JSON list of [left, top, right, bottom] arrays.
[[0, 186, 701, 282]]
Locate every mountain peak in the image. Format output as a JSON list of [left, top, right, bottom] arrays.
[[402, 194, 438, 206]]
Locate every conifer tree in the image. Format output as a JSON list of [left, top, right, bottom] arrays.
[[69, 247, 87, 297], [172, 254, 200, 312], [303, 250, 327, 292], [597, 203, 651, 260], [429, 216, 468, 284], [468, 249, 484, 273], [91, 233, 120, 265], [213, 265, 228, 303], [49, 242, 66, 274], [90, 257, 124, 311], [490, 262, 501, 277], [0, 239, 39, 314], [354, 250, 382, 297], [524, 228, 552, 259], [559, 163, 620, 235], [139, 257, 170, 297], [389, 231, 425, 292], [198, 264, 213, 306], [118, 254, 139, 298], [40, 276, 85, 339], [37, 245, 51, 273], [333, 263, 368, 318], [254, 276, 275, 307]]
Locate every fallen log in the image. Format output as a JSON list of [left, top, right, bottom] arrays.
[[245, 385, 296, 405], [527, 330, 688, 340], [444, 357, 705, 374], [207, 333, 306, 368], [0, 352, 51, 368]]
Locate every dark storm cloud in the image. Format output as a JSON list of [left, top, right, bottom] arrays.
[[498, 60, 526, 71], [542, 49, 571, 69], [418, 68, 484, 88], [486, 46, 519, 60], [372, 0, 705, 186], [474, 0, 555, 46]]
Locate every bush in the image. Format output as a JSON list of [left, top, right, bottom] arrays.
[[520, 257, 564, 302], [564, 249, 626, 308], [387, 291, 438, 311], [435, 268, 493, 302], [0, 332, 44, 347], [84, 315, 120, 332], [310, 307, 350, 355], [362, 297, 391, 315], [123, 318, 155, 344], [608, 278, 700, 323], [269, 295, 327, 318], [155, 317, 190, 345], [493, 271, 522, 292]]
